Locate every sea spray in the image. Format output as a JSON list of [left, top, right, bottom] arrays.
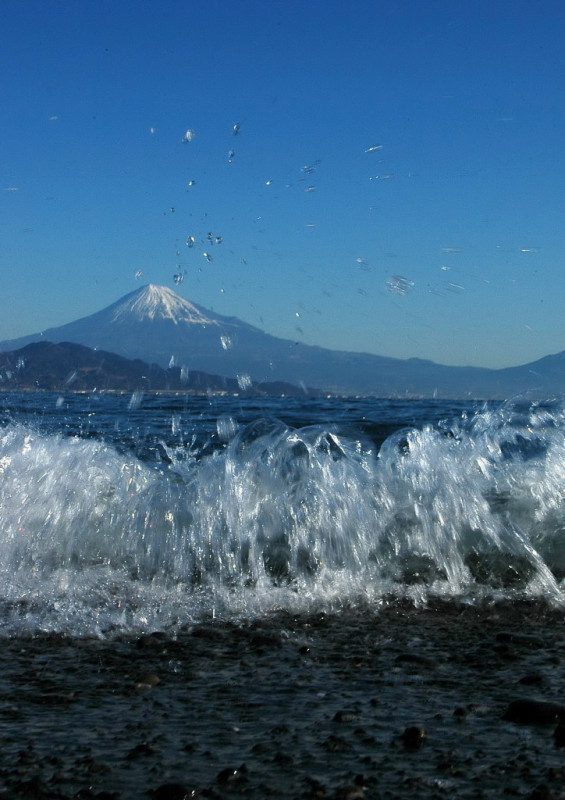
[[0, 393, 565, 635]]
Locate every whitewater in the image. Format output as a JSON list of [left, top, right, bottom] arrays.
[[1, 391, 564, 637]]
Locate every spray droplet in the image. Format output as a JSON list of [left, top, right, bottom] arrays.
[[128, 391, 144, 410], [237, 373, 252, 391], [217, 416, 238, 441], [386, 275, 414, 295]]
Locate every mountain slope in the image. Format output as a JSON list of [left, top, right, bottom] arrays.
[[1, 284, 564, 397], [0, 341, 312, 395]]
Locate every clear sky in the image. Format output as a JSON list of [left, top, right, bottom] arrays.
[[2, 0, 565, 368]]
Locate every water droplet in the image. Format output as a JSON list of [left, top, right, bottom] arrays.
[[237, 373, 252, 391], [217, 415, 238, 441], [220, 334, 233, 350], [386, 275, 414, 295], [128, 390, 144, 410], [233, 122, 241, 135], [365, 143, 383, 152]]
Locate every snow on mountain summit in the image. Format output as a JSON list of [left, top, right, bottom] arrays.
[[111, 284, 218, 326]]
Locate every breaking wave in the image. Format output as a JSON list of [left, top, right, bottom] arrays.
[[1, 394, 565, 636]]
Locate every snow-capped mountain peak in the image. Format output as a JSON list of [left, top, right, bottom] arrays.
[[111, 284, 218, 326]]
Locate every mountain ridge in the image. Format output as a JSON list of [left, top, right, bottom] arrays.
[[0, 284, 564, 398]]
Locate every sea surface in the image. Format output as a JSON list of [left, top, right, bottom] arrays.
[[1, 389, 564, 639], [3, 391, 565, 799]]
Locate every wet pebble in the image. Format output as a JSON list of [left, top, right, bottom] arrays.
[[332, 785, 365, 799], [395, 653, 437, 668], [333, 708, 359, 723], [273, 751, 294, 766], [126, 742, 161, 759], [503, 700, 565, 724], [136, 673, 160, 688], [519, 672, 545, 685], [324, 734, 351, 752], [401, 726, 426, 748], [216, 764, 247, 787], [528, 786, 556, 800], [553, 722, 565, 746], [150, 784, 195, 800]]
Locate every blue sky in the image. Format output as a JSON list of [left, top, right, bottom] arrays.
[[2, 0, 565, 368]]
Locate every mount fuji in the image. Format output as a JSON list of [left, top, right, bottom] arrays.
[[1, 284, 564, 397]]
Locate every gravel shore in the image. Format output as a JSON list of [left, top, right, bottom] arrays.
[[1, 600, 565, 799]]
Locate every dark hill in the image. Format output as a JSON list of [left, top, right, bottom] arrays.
[[0, 341, 314, 396]]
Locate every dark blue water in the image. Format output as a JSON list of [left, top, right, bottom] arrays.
[[1, 390, 564, 637]]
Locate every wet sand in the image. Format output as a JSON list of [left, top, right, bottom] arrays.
[[1, 600, 565, 799]]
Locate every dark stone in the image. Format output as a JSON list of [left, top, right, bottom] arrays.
[[496, 632, 544, 648], [402, 726, 426, 749], [553, 723, 565, 746], [333, 709, 359, 723], [216, 766, 247, 786], [332, 785, 365, 799], [126, 742, 160, 759], [323, 734, 351, 752], [519, 673, 544, 685], [528, 786, 556, 800], [395, 653, 437, 668], [150, 785, 194, 800], [273, 751, 294, 766], [503, 700, 565, 724]]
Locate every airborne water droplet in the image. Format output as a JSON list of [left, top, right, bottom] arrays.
[[217, 416, 238, 442], [237, 373, 252, 391], [128, 390, 144, 410], [386, 275, 414, 295]]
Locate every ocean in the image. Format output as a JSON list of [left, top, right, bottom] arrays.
[[1, 391, 565, 799]]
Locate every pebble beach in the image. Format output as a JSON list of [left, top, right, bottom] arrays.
[[2, 600, 565, 800]]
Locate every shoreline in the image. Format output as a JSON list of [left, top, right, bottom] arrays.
[[1, 601, 564, 799]]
